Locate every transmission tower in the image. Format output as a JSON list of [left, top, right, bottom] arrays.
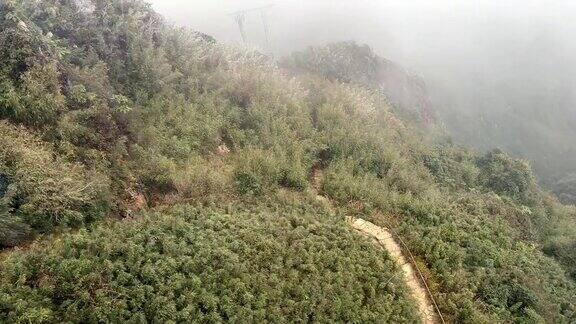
[[234, 12, 248, 44], [230, 4, 274, 54]]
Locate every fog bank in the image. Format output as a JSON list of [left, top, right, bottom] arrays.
[[149, 0, 576, 191]]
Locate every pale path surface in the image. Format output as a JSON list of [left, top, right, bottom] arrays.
[[347, 217, 438, 324], [311, 167, 439, 324]]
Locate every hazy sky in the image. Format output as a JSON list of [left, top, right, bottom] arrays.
[[148, 0, 576, 71], [145, 0, 576, 183], [148, 0, 576, 119]]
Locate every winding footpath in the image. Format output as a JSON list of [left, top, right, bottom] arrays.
[[311, 168, 440, 324], [347, 217, 439, 324]]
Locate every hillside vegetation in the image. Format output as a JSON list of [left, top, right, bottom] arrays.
[[0, 0, 575, 322]]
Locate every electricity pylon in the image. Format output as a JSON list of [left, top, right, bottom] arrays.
[[230, 4, 274, 54]]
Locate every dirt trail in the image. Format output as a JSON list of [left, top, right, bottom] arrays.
[[347, 217, 439, 324], [311, 167, 440, 324]]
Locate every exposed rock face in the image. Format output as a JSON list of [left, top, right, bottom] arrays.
[[282, 41, 434, 123]]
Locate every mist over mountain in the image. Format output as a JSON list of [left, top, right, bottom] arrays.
[[1, 0, 575, 322], [150, 0, 576, 202]]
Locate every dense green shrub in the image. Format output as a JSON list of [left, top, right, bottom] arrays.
[[282, 41, 381, 86], [0, 205, 419, 323], [422, 146, 479, 189], [171, 157, 234, 204], [233, 148, 311, 195], [0, 122, 109, 246], [477, 149, 535, 201], [279, 165, 308, 191], [544, 236, 576, 280], [0, 1, 66, 129], [551, 173, 576, 204], [234, 171, 263, 196], [323, 161, 576, 322], [0, 0, 574, 322], [0, 64, 66, 128], [0, 189, 31, 247]]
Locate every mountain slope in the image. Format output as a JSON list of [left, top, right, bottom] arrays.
[[0, 0, 575, 322]]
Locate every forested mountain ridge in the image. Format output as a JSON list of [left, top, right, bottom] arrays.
[[281, 42, 435, 124], [0, 0, 575, 322], [437, 91, 576, 205]]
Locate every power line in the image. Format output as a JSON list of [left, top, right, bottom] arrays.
[[230, 4, 274, 17]]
